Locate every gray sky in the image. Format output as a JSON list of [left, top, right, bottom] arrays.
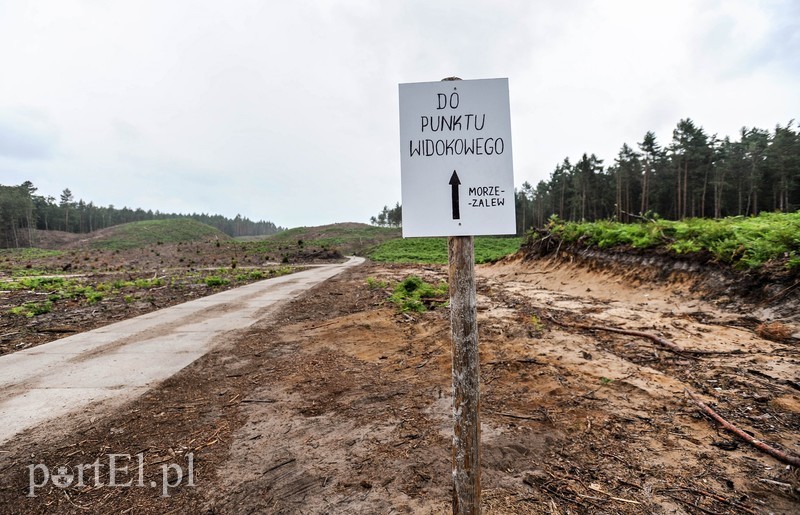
[[1, 0, 798, 228]]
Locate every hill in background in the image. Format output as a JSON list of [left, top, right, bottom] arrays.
[[30, 219, 230, 250], [241, 222, 401, 258], [16, 219, 523, 267], [0, 180, 282, 249]]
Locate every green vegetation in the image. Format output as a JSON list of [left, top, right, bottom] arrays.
[[0, 248, 63, 260], [134, 278, 164, 288], [0, 249, 64, 277], [1, 181, 281, 248], [529, 315, 544, 332], [9, 301, 53, 318], [536, 212, 800, 269], [90, 219, 229, 250], [3, 265, 298, 317], [369, 203, 402, 227], [514, 120, 799, 234], [230, 267, 292, 282], [236, 270, 266, 281], [204, 275, 230, 287], [241, 223, 400, 257], [366, 277, 388, 289], [84, 290, 104, 304], [389, 276, 448, 312], [369, 237, 522, 264], [0, 276, 65, 291], [2, 273, 171, 316]]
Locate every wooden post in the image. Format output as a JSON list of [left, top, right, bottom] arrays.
[[448, 235, 480, 514]]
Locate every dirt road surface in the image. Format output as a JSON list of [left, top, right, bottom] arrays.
[[1, 255, 798, 514], [0, 257, 363, 445]]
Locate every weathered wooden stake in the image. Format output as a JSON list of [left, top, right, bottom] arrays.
[[448, 235, 480, 514]]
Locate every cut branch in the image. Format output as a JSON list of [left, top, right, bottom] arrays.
[[545, 314, 686, 354], [545, 314, 741, 356], [487, 409, 547, 422], [682, 486, 758, 515], [685, 389, 800, 468]]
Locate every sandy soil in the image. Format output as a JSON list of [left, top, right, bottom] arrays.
[[1, 254, 799, 514]]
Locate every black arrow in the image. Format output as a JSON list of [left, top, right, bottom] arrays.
[[449, 170, 461, 220]]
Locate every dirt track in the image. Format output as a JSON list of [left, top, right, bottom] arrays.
[[1, 256, 799, 513]]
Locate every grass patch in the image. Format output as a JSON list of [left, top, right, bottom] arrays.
[[0, 276, 67, 291], [2, 265, 299, 319], [369, 237, 522, 264], [0, 248, 64, 260], [134, 278, 164, 288], [0, 249, 63, 277], [366, 277, 388, 289], [389, 276, 448, 312], [84, 290, 104, 304], [241, 223, 400, 257], [90, 219, 229, 250], [9, 301, 53, 318], [536, 212, 800, 270], [205, 275, 230, 287]]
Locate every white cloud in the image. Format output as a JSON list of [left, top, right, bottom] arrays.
[[0, 0, 797, 227], [0, 108, 59, 160]]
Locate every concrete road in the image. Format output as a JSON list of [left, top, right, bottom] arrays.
[[0, 257, 364, 445]]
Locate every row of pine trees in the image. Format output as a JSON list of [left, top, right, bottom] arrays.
[[0, 181, 283, 248], [515, 119, 800, 234]]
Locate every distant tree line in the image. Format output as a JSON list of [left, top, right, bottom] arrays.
[[370, 203, 402, 227], [0, 181, 284, 248], [515, 119, 800, 234]]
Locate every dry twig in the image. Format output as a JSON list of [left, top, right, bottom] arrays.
[[682, 486, 758, 514], [546, 314, 742, 356], [685, 389, 800, 468], [545, 314, 686, 353]]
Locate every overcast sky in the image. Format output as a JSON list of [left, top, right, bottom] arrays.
[[1, 0, 798, 228]]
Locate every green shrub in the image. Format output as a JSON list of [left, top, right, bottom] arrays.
[[134, 278, 163, 288], [248, 270, 265, 280], [205, 276, 230, 287], [84, 290, 104, 304], [366, 277, 388, 289], [271, 266, 294, 277], [9, 301, 53, 318], [788, 252, 800, 270], [389, 276, 448, 312], [13, 277, 66, 290], [532, 212, 800, 269]]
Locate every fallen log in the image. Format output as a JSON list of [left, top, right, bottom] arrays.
[[685, 389, 800, 468]]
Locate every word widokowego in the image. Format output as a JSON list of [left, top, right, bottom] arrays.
[[408, 91, 505, 157]]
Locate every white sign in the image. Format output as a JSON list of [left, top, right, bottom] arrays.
[[399, 78, 515, 237]]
